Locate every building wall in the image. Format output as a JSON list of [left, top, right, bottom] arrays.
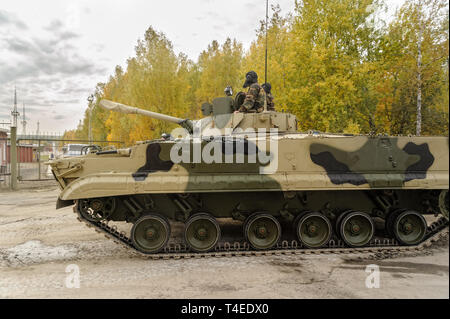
[[6, 145, 34, 163], [1, 130, 35, 164]]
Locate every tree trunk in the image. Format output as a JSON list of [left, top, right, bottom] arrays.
[[416, 25, 423, 136]]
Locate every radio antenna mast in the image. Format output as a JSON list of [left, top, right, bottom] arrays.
[[264, 0, 269, 84]]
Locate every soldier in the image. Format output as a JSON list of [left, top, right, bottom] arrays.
[[262, 83, 275, 111], [239, 71, 266, 113]]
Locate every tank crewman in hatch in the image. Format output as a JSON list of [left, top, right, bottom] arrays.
[[262, 83, 275, 111], [238, 71, 266, 113]]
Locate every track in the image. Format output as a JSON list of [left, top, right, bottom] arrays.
[[74, 205, 449, 260]]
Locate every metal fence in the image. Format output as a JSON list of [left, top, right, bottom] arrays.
[[1, 137, 123, 186], [0, 138, 10, 184]]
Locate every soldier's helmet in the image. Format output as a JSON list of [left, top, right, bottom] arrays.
[[262, 83, 272, 94], [243, 71, 258, 88]]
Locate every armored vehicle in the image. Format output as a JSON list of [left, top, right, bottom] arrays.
[[48, 93, 449, 257]]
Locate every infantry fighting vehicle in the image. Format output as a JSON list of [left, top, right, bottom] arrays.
[[48, 94, 449, 256]]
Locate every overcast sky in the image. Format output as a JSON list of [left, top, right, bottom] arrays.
[[0, 0, 406, 134]]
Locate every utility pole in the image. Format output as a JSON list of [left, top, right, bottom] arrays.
[[10, 87, 19, 190]]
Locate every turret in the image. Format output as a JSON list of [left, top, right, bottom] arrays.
[[99, 96, 298, 137]]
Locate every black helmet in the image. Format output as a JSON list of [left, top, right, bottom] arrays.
[[262, 83, 272, 94], [243, 71, 258, 88]]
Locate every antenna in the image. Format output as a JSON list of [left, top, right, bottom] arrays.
[[264, 0, 269, 84]]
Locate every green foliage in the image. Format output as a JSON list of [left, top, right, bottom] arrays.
[[74, 0, 448, 145], [196, 38, 244, 103], [376, 0, 449, 135]]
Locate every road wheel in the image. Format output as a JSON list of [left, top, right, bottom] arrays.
[[335, 210, 353, 234], [184, 213, 221, 253], [244, 213, 281, 250], [393, 211, 427, 246], [131, 214, 170, 254], [439, 190, 449, 221], [339, 211, 374, 247], [296, 212, 332, 249], [385, 209, 405, 238]]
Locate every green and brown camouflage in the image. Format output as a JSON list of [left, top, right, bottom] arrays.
[[47, 94, 449, 252], [240, 83, 267, 112], [49, 98, 448, 200], [266, 92, 275, 111]]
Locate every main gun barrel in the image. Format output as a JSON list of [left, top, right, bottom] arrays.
[[99, 100, 193, 134]]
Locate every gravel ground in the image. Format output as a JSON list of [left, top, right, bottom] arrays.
[[0, 185, 448, 299]]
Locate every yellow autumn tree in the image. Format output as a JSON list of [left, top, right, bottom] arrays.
[[99, 27, 195, 145], [196, 38, 244, 103], [376, 0, 449, 135], [78, 1, 448, 142]]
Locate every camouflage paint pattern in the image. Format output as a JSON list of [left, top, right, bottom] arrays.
[[241, 83, 267, 112], [266, 92, 275, 111], [48, 109, 449, 201]]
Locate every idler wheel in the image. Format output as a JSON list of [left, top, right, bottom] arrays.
[[244, 213, 281, 250], [393, 211, 427, 246], [339, 211, 374, 247], [184, 213, 221, 253], [296, 212, 332, 249], [78, 197, 116, 222], [131, 214, 170, 254]]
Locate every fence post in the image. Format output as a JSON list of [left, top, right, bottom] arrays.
[[10, 127, 17, 190]]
